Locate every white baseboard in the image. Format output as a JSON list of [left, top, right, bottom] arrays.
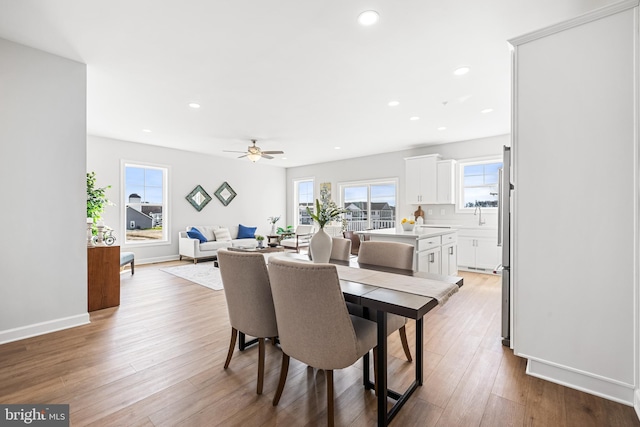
[[526, 358, 635, 406], [634, 389, 640, 421], [136, 255, 180, 265], [0, 313, 90, 345]]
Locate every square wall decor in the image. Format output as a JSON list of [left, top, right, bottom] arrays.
[[186, 185, 212, 211], [214, 181, 237, 206]]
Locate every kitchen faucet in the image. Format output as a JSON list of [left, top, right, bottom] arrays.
[[474, 204, 486, 226]]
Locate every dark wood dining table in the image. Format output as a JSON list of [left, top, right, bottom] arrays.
[[237, 254, 463, 426]]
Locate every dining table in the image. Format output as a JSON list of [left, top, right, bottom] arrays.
[[236, 253, 463, 426]]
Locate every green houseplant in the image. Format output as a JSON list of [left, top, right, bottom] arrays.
[[87, 171, 111, 235]]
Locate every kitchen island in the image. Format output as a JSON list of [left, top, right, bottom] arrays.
[[358, 227, 458, 275]]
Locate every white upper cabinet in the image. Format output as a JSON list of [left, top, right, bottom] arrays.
[[406, 155, 455, 205], [405, 154, 440, 205], [436, 159, 456, 204]]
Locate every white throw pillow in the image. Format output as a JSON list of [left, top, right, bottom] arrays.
[[214, 227, 232, 242]]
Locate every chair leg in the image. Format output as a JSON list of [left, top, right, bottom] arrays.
[[373, 348, 378, 396], [257, 338, 265, 394], [272, 352, 290, 406], [326, 370, 334, 427], [131, 260, 134, 275], [224, 328, 238, 369], [398, 325, 413, 362]]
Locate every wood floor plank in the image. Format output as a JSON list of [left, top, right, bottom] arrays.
[[480, 394, 526, 427], [1, 262, 638, 427]]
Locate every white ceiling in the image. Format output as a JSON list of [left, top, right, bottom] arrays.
[[0, 0, 613, 167]]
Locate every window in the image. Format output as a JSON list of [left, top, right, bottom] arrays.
[[340, 179, 397, 231], [123, 162, 169, 244], [458, 159, 502, 210], [294, 179, 314, 225]]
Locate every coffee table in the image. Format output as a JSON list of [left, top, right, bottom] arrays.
[[227, 246, 286, 254]]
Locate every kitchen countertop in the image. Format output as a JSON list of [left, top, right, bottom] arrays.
[[359, 227, 457, 239]]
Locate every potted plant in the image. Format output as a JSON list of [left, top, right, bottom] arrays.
[[306, 198, 347, 263], [267, 216, 280, 235], [255, 234, 265, 248], [86, 171, 112, 236]]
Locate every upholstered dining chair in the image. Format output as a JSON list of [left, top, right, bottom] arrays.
[[356, 241, 415, 363], [343, 231, 361, 255], [268, 257, 377, 427], [330, 237, 351, 261], [217, 249, 278, 395]]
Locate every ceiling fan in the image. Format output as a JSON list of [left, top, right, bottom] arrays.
[[224, 139, 284, 162]]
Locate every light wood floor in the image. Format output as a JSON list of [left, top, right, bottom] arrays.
[[1, 261, 639, 426]]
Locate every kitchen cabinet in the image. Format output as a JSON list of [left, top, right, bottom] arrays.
[[442, 243, 458, 276], [405, 154, 440, 204], [457, 230, 499, 273], [418, 247, 441, 274], [436, 159, 456, 204]]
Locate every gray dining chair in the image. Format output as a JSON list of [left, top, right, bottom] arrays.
[[268, 257, 377, 427], [217, 249, 278, 395], [330, 237, 351, 261], [357, 241, 414, 362]]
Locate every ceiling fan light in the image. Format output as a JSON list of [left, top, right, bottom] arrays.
[[247, 153, 261, 162]]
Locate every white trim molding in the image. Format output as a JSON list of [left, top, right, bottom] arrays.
[[527, 358, 635, 406], [0, 313, 90, 345], [509, 0, 639, 47]]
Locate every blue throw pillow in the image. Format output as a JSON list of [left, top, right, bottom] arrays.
[[187, 227, 207, 243], [237, 224, 257, 239]]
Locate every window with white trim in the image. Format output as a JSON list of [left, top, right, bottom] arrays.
[[339, 179, 397, 231], [123, 162, 169, 244], [458, 159, 502, 210], [294, 178, 314, 225]]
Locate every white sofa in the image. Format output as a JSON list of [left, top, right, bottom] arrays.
[[179, 225, 258, 264]]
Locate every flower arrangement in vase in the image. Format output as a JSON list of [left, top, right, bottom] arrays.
[[255, 234, 265, 248], [306, 197, 347, 263], [267, 215, 280, 235]]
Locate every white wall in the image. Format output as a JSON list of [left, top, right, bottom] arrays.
[[511, 2, 637, 405], [87, 136, 286, 263], [0, 39, 89, 343], [285, 134, 508, 228]]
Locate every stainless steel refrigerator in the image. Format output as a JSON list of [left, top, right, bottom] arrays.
[[498, 145, 512, 347]]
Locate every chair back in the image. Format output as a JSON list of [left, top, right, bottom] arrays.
[[295, 225, 313, 235], [217, 249, 278, 338], [343, 231, 361, 255], [330, 237, 351, 261], [357, 241, 414, 270], [268, 257, 363, 370]]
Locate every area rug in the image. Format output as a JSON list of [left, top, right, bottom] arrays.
[[160, 262, 223, 290]]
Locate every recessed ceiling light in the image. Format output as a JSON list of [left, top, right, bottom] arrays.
[[188, 103, 201, 109], [281, 157, 287, 160], [453, 66, 471, 76], [334, 147, 341, 150], [142, 129, 152, 133], [388, 101, 400, 107], [358, 10, 379, 26], [481, 108, 494, 114], [410, 116, 420, 121], [437, 126, 447, 131]]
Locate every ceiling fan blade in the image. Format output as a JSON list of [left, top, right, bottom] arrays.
[[261, 150, 284, 155], [223, 150, 249, 153], [237, 154, 248, 158], [261, 154, 274, 159]]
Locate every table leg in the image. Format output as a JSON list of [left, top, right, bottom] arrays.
[[416, 317, 424, 386], [376, 310, 388, 427]]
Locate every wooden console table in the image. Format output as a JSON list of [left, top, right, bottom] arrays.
[[88, 246, 120, 311]]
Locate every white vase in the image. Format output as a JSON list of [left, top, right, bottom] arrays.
[[309, 227, 332, 263], [271, 224, 276, 235]]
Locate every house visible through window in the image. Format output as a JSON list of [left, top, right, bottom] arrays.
[[124, 163, 168, 243], [458, 159, 502, 209], [340, 179, 397, 231], [294, 179, 314, 225]]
